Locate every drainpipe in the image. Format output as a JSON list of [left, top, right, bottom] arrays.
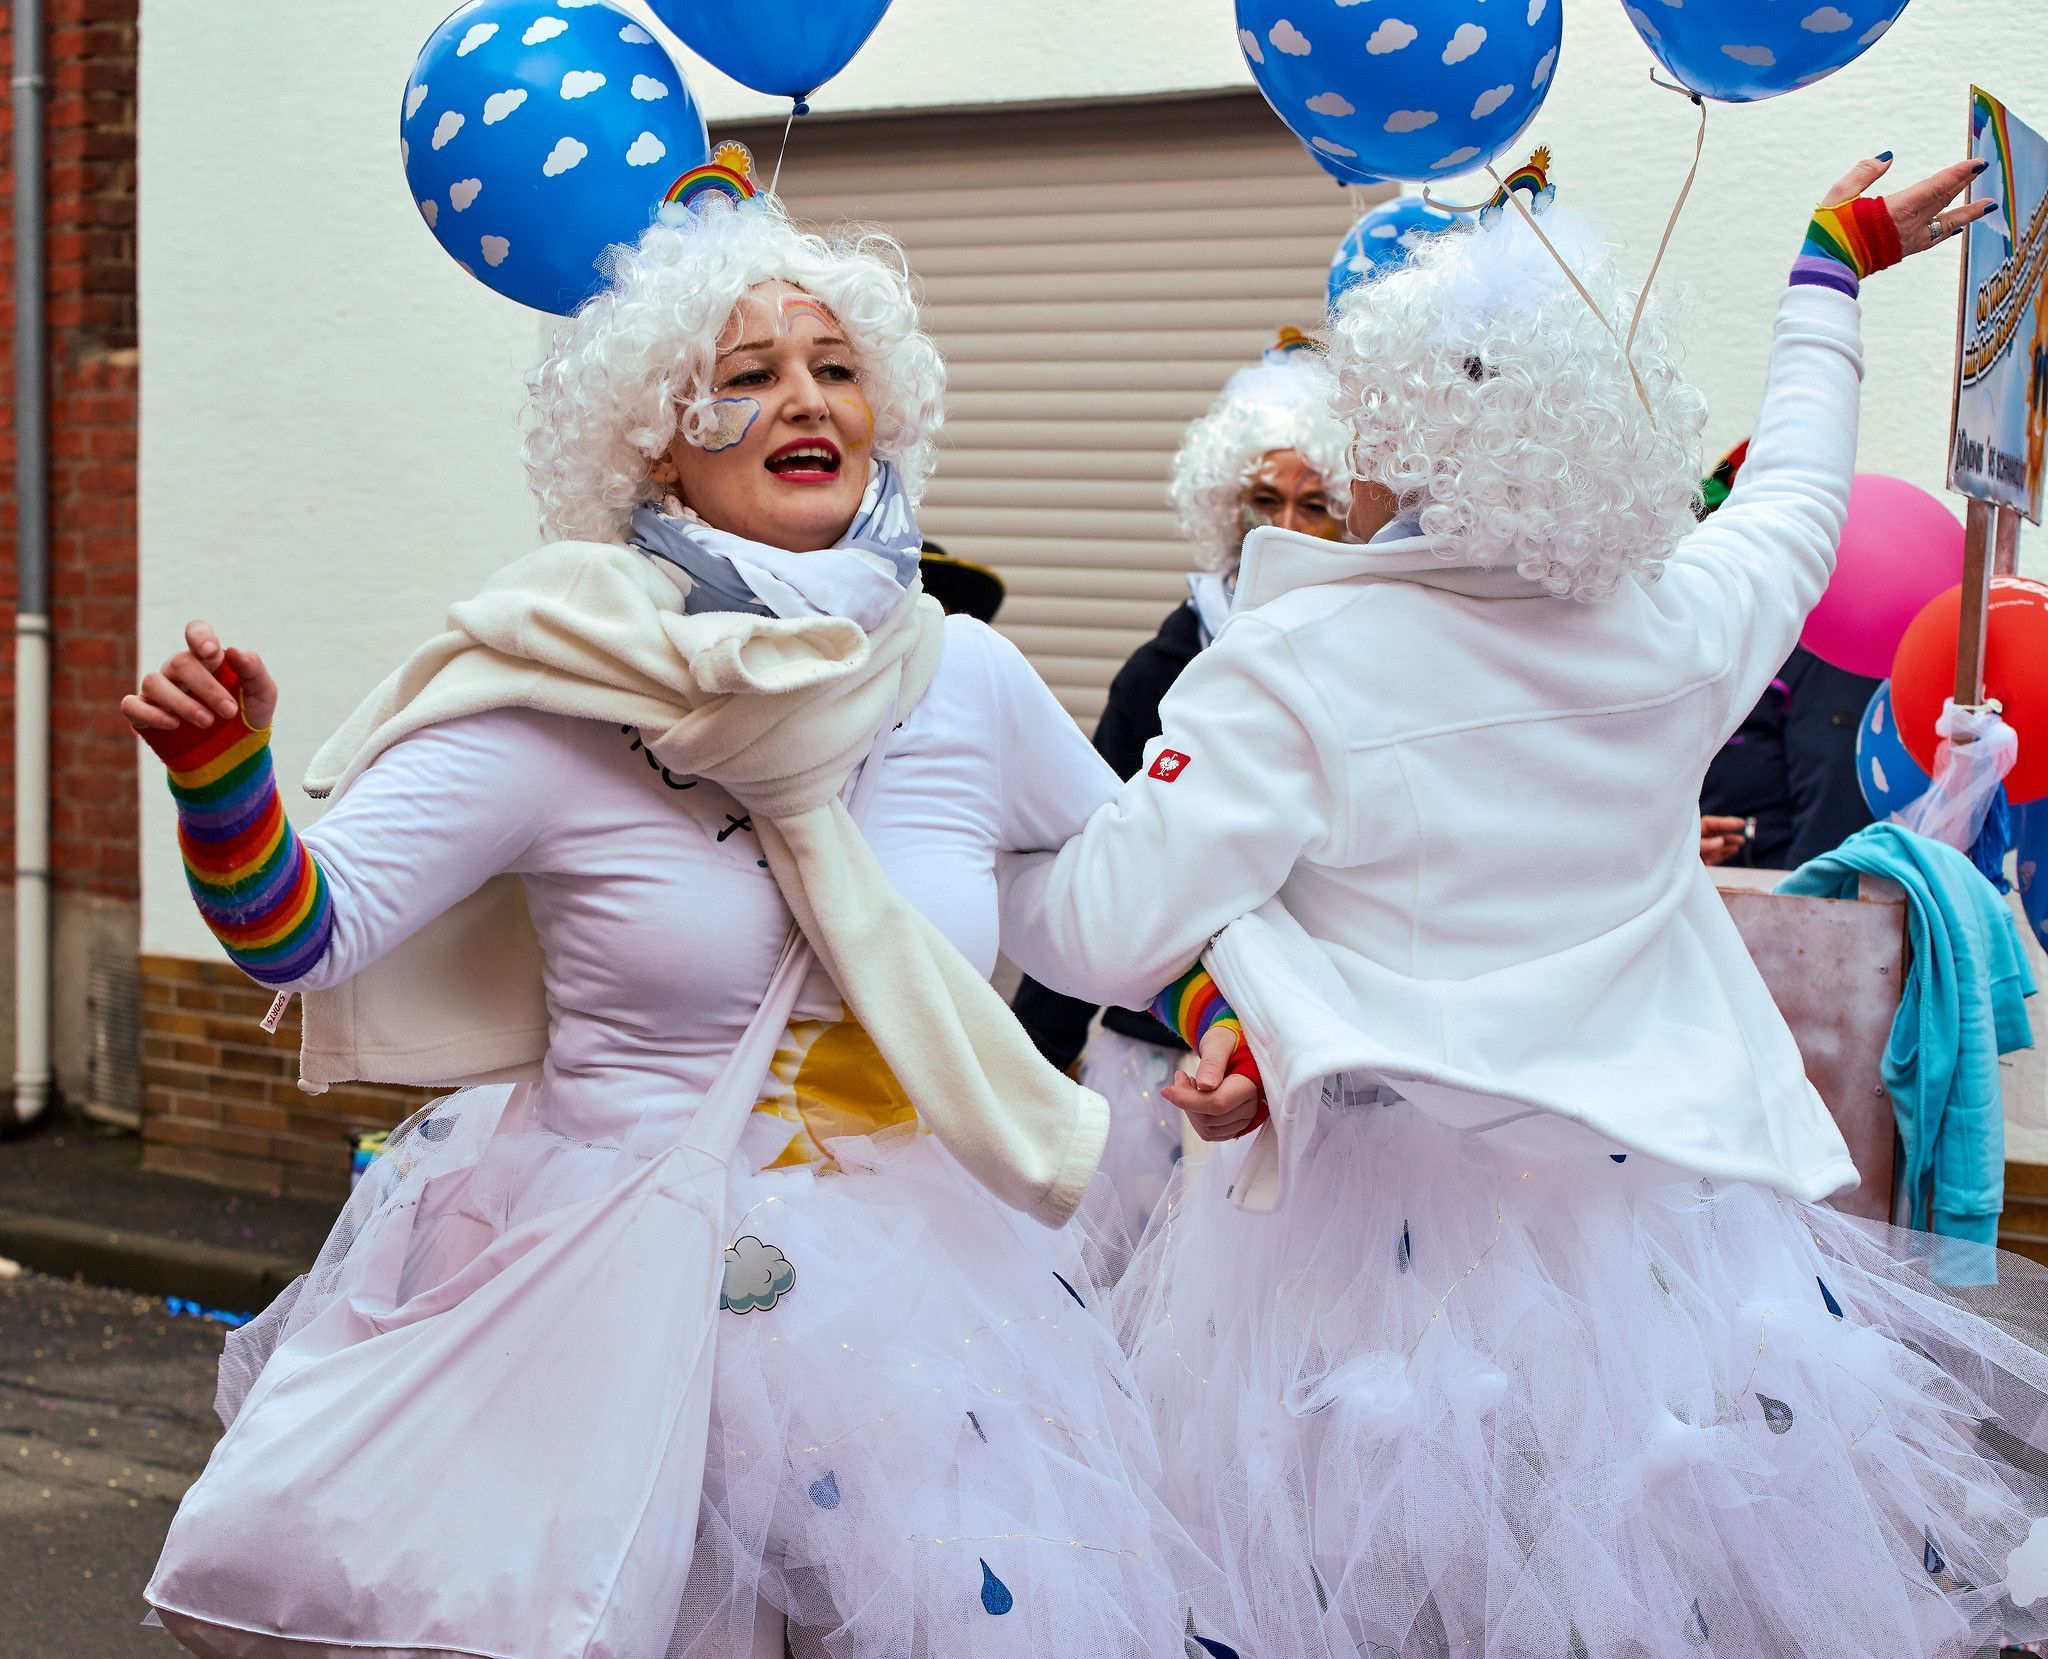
[[10, 0, 50, 1129]]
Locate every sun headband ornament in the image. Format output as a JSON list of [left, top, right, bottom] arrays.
[[1265, 326, 1324, 364], [662, 140, 759, 218], [1476, 147, 1557, 227]]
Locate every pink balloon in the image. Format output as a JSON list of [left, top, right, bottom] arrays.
[[1800, 474, 1966, 679]]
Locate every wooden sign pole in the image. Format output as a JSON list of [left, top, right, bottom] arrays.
[[1995, 501, 2023, 576], [1955, 498, 1997, 709], [1954, 501, 2027, 724]]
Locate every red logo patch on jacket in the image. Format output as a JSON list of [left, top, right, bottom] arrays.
[[1148, 749, 1192, 782]]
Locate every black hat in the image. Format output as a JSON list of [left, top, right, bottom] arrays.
[[918, 542, 1006, 623]]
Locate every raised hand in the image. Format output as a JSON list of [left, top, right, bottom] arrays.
[[121, 620, 278, 737], [1822, 153, 1995, 262]]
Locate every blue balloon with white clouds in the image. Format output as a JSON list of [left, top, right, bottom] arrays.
[[1854, 680, 1930, 821], [1619, 0, 1911, 102], [403, 0, 710, 314], [2015, 802, 2048, 953], [1328, 197, 1468, 311], [647, 0, 894, 104], [1234, 0, 1562, 184]]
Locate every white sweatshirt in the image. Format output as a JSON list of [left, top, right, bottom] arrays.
[[295, 616, 1118, 1154], [1003, 285, 1867, 1212]]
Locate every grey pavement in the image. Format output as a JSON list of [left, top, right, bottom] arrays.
[[1, 1272, 223, 1658]]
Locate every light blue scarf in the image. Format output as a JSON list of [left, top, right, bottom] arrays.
[[631, 460, 922, 631]]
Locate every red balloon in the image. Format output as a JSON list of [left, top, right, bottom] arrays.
[[1891, 574, 2048, 804]]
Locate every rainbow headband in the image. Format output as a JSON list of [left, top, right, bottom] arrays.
[[664, 140, 758, 214], [1478, 146, 1557, 226], [1972, 87, 2017, 250]]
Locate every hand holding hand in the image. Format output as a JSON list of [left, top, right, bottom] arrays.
[[1161, 1023, 1268, 1143]]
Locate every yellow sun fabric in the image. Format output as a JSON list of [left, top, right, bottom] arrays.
[[755, 1007, 921, 1168]]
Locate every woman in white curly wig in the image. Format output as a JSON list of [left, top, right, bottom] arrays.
[[124, 177, 1234, 1659], [1014, 336, 1349, 1252], [1003, 152, 2048, 1656]]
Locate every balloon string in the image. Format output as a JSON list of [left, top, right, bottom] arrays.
[[1625, 73, 1708, 368], [1421, 185, 1493, 215], [1483, 162, 1658, 426], [769, 103, 798, 197]]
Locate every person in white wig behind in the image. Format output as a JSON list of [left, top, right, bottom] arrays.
[[1012, 329, 1351, 1253]]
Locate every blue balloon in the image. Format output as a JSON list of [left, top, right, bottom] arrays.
[[1621, 0, 1911, 103], [402, 0, 710, 315], [649, 0, 893, 105], [1328, 197, 1468, 311], [1855, 681, 1931, 821], [1235, 0, 1561, 184], [2015, 802, 2048, 952]]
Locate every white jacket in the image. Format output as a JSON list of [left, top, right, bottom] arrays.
[[1004, 285, 1866, 1212]]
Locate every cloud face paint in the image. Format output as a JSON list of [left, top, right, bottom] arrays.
[[698, 396, 761, 453]]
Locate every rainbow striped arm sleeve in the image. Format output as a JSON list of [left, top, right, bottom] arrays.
[[1150, 964, 1241, 1052], [1790, 195, 1900, 297], [151, 708, 334, 987]]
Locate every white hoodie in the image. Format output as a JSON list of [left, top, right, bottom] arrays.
[[1002, 285, 1865, 1213]]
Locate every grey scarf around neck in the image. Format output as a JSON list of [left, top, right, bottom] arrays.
[[630, 460, 924, 632]]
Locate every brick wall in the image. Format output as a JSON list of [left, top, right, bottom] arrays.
[[0, 0, 142, 906], [139, 955, 433, 1202]]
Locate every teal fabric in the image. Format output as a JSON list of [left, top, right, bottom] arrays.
[[1777, 824, 2035, 1285]]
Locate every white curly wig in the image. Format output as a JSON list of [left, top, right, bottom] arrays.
[[1168, 353, 1353, 573], [1326, 203, 1708, 602], [523, 197, 946, 544]]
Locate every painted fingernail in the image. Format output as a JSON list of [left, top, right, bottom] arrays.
[[1876, 151, 1893, 163], [1974, 158, 1990, 174]]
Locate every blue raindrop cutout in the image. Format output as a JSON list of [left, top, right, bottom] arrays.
[[1925, 1531, 1947, 1576], [1053, 1270, 1086, 1308], [807, 1472, 840, 1510], [966, 1409, 988, 1445], [1184, 1611, 1242, 1659], [979, 1559, 1014, 1616], [1684, 1598, 1710, 1645], [1610, 1153, 1628, 1163], [1396, 1222, 1412, 1273], [1818, 1277, 1845, 1320]]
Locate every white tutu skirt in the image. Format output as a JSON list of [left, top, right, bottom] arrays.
[[1078, 1027, 1185, 1257], [1116, 1092, 2048, 1659], [212, 1088, 1235, 1659]]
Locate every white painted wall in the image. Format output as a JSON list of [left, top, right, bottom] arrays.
[[140, 0, 2042, 969], [628, 0, 1253, 123]]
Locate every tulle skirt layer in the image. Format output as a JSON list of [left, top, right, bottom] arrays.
[[1116, 1092, 2048, 1659], [1078, 1026, 1185, 1261], [211, 1087, 1234, 1659]]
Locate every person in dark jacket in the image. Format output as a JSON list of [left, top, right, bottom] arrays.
[[1013, 334, 1352, 1245], [1693, 440, 1879, 870], [1700, 645, 1880, 869]]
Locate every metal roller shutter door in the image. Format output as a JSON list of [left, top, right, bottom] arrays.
[[733, 94, 1384, 727]]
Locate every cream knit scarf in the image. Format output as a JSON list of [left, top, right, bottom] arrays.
[[301, 539, 1107, 1228]]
